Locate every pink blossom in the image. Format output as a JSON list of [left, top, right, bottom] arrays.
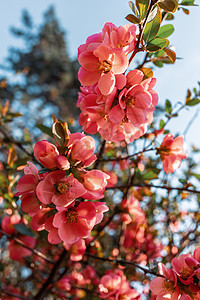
[[80, 170, 110, 200], [150, 263, 180, 300], [36, 170, 86, 207], [1, 214, 22, 234], [8, 236, 36, 262], [172, 254, 194, 285], [53, 201, 97, 244], [159, 134, 187, 173], [55, 155, 70, 170], [69, 135, 96, 167], [93, 202, 109, 224], [16, 163, 39, 196], [64, 239, 86, 261], [34, 140, 59, 169], [78, 45, 127, 96]]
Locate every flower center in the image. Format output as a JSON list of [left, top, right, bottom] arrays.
[[98, 60, 112, 74], [162, 280, 174, 292], [55, 181, 70, 194], [123, 95, 136, 107], [65, 208, 79, 223]]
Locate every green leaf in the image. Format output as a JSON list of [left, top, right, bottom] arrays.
[[153, 60, 163, 67], [182, 7, 190, 14], [179, 179, 187, 185], [158, 0, 179, 12], [165, 99, 172, 114], [186, 98, 200, 106], [36, 123, 53, 137], [136, 0, 150, 19], [143, 6, 161, 43], [129, 1, 138, 15], [157, 24, 174, 38], [143, 170, 159, 180], [193, 173, 200, 181], [180, 0, 195, 5], [146, 37, 168, 52], [160, 119, 165, 128], [126, 14, 140, 24], [139, 67, 153, 80], [165, 12, 174, 20], [14, 224, 35, 237]]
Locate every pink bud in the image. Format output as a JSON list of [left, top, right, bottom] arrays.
[[55, 155, 70, 170], [34, 140, 59, 169], [70, 136, 95, 162], [81, 170, 110, 191]]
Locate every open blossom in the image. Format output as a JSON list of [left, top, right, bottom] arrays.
[[159, 134, 187, 173], [52, 202, 97, 244], [80, 170, 110, 200], [150, 263, 180, 300], [36, 170, 86, 207], [99, 269, 140, 299], [78, 22, 137, 96]]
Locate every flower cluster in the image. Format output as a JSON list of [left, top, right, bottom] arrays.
[[158, 134, 187, 173], [150, 247, 200, 300], [77, 22, 159, 143], [16, 122, 109, 245], [98, 269, 140, 299]]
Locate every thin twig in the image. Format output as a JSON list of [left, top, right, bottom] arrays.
[[85, 252, 163, 277], [0, 229, 55, 265], [106, 183, 200, 194], [0, 288, 32, 300]]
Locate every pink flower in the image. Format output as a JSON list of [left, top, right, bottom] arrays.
[[80, 170, 110, 200], [159, 134, 187, 173], [78, 42, 128, 95], [172, 254, 194, 285], [93, 202, 109, 224], [1, 214, 22, 234], [150, 263, 180, 300], [16, 162, 39, 196], [64, 239, 86, 261], [55, 155, 70, 170], [109, 70, 156, 127], [34, 140, 59, 169], [53, 201, 97, 244], [69, 135, 96, 168], [36, 170, 86, 207], [8, 236, 36, 262]]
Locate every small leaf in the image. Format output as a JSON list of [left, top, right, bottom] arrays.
[[165, 12, 174, 20], [36, 124, 53, 137], [143, 170, 159, 180], [186, 98, 200, 106], [143, 5, 161, 42], [180, 0, 195, 5], [158, 0, 179, 13], [129, 1, 138, 15], [14, 224, 35, 237], [160, 119, 165, 128], [193, 173, 200, 181], [136, 0, 150, 19], [164, 47, 176, 63], [146, 37, 168, 52], [140, 67, 153, 80], [179, 179, 187, 185], [165, 99, 172, 114], [157, 24, 174, 38], [146, 5, 159, 23], [126, 14, 140, 24], [182, 7, 190, 14]]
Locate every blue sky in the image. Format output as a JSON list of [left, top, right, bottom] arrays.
[[0, 0, 200, 145]]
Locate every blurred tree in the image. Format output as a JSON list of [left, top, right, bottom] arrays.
[[0, 6, 80, 136]]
